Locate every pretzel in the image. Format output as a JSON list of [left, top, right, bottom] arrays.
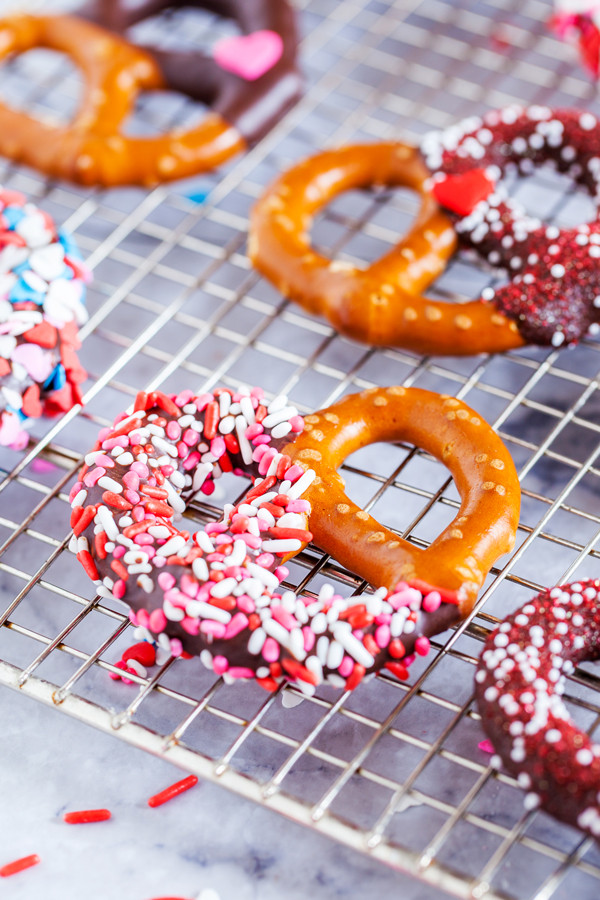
[[249, 142, 525, 356], [0, 14, 245, 186], [79, 0, 302, 147], [476, 579, 600, 841], [70, 384, 519, 692], [423, 106, 600, 347], [0, 187, 88, 449]]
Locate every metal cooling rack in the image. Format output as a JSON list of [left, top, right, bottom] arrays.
[[2, 0, 600, 897]]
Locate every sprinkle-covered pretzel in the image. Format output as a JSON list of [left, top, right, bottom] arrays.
[[423, 106, 600, 347], [249, 142, 524, 356], [476, 579, 600, 841], [0, 14, 246, 186], [0, 188, 88, 449], [80, 0, 302, 147], [70, 384, 519, 692]]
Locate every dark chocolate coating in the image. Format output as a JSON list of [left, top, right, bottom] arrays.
[[79, 0, 302, 144]]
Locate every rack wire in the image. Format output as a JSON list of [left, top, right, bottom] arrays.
[[2, 0, 600, 897]]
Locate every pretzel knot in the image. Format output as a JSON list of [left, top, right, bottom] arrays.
[[0, 14, 245, 186], [71, 384, 519, 693]]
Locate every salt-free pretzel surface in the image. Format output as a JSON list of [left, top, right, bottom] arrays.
[[0, 14, 245, 186], [249, 142, 525, 356], [71, 383, 520, 692]]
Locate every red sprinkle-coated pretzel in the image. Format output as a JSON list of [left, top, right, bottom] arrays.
[[70, 384, 519, 693], [476, 579, 600, 841]]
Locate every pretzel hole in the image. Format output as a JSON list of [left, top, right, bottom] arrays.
[[0, 48, 83, 125], [121, 88, 208, 138], [127, 5, 238, 54], [312, 186, 418, 270], [502, 165, 596, 229], [341, 441, 458, 546]]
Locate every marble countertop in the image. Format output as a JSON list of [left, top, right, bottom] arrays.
[[1, 685, 454, 900]]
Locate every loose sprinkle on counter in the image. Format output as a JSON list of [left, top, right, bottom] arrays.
[[0, 854, 41, 877], [148, 775, 199, 808], [63, 808, 112, 824]]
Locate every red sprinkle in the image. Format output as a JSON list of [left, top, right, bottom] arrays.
[[63, 808, 112, 824], [203, 401, 219, 440], [0, 854, 41, 877], [147, 775, 198, 808]]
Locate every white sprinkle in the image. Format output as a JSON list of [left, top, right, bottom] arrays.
[[164, 600, 185, 621], [95, 505, 119, 540], [235, 415, 253, 465], [98, 476, 123, 493], [185, 601, 231, 623], [261, 538, 303, 553], [218, 415, 236, 434], [156, 535, 187, 557], [332, 624, 375, 667], [287, 468, 316, 499], [137, 575, 154, 594], [248, 627, 267, 655], [151, 435, 178, 458], [192, 462, 213, 493], [210, 577, 237, 598], [550, 264, 565, 278], [192, 557, 209, 581], [316, 635, 330, 666], [246, 562, 279, 591]]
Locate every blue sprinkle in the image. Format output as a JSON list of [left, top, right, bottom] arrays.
[[58, 230, 82, 261], [44, 363, 66, 392], [3, 206, 25, 229], [9, 278, 44, 305]]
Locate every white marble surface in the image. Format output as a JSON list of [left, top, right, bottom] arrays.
[[0, 685, 454, 900]]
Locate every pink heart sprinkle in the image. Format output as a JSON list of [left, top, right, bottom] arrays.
[[478, 739, 495, 754], [11, 343, 54, 383], [213, 30, 284, 81]]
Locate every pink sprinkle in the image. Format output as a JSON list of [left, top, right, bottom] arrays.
[[195, 393, 213, 411], [228, 667, 254, 679], [262, 637, 280, 662], [123, 471, 139, 491], [132, 506, 145, 522], [180, 574, 199, 598], [149, 609, 167, 632], [113, 580, 126, 600], [253, 443, 269, 462], [131, 461, 149, 477], [134, 534, 154, 545], [210, 436, 226, 458], [94, 453, 115, 468], [166, 421, 181, 441], [158, 572, 176, 590], [83, 467, 105, 487], [252, 434, 271, 446], [125, 490, 140, 505], [388, 588, 421, 609], [237, 594, 256, 614], [245, 423, 264, 439], [128, 611, 138, 625], [200, 620, 227, 638], [284, 464, 303, 483], [271, 606, 297, 631], [374, 613, 392, 625], [182, 428, 199, 447], [201, 481, 215, 496], [302, 626, 316, 653], [170, 638, 183, 657], [255, 552, 275, 568], [375, 624, 391, 649], [274, 566, 289, 580], [287, 499, 310, 513], [258, 448, 277, 476], [338, 655, 354, 677], [213, 655, 229, 675], [206, 522, 227, 535], [102, 436, 128, 450], [113, 545, 126, 560], [422, 591, 442, 612], [478, 739, 495, 754], [182, 451, 201, 471], [289, 415, 304, 433], [414, 636, 430, 656], [68, 481, 83, 502], [250, 386, 264, 400], [164, 588, 187, 608], [32, 458, 58, 473], [181, 616, 200, 635], [224, 612, 249, 639], [239, 534, 262, 549], [137, 609, 150, 628], [161, 465, 175, 477]]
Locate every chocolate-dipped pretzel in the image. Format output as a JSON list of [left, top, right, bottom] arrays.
[[80, 0, 302, 146], [476, 579, 600, 841], [70, 384, 520, 692], [251, 107, 600, 355]]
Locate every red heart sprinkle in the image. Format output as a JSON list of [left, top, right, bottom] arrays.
[[432, 169, 495, 216], [22, 384, 43, 418], [22, 320, 58, 349], [122, 641, 157, 667], [0, 358, 10, 377]]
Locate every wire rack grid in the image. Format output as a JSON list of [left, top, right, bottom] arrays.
[[2, 0, 600, 897]]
